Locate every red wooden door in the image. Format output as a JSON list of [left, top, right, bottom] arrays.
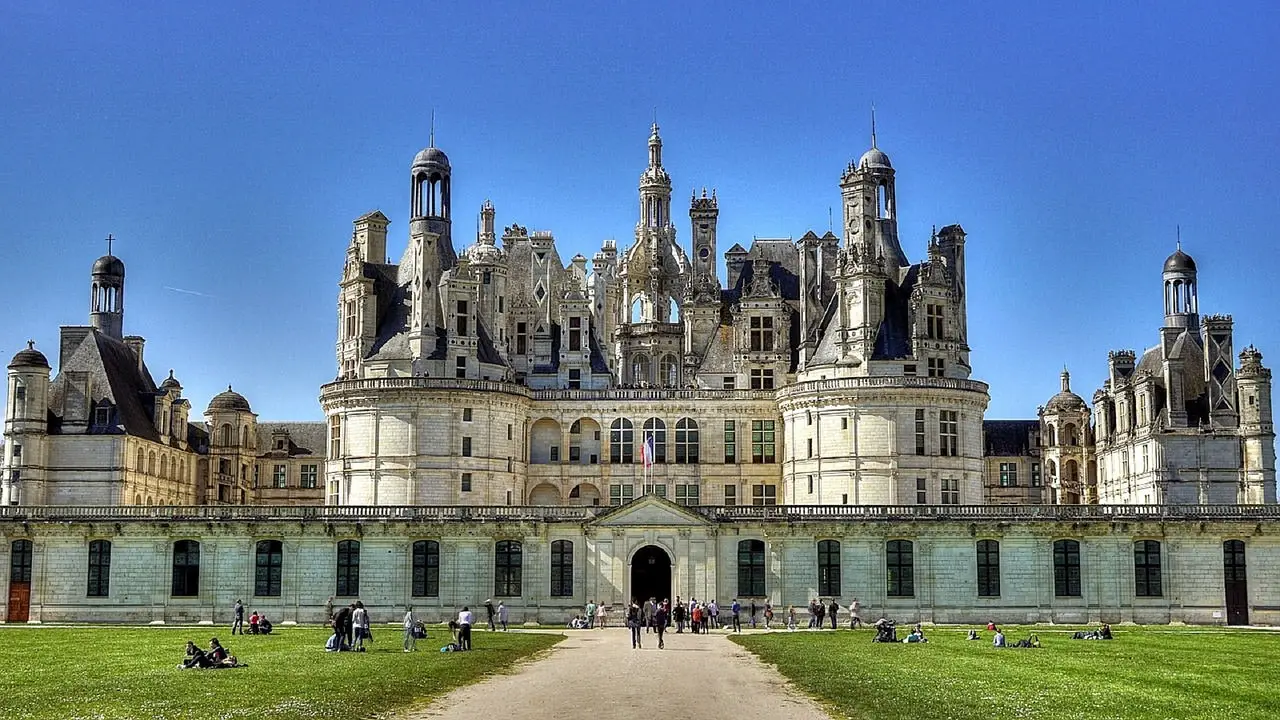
[[6, 582, 29, 623]]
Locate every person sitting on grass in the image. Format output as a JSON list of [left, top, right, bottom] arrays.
[[993, 627, 1006, 647], [207, 638, 239, 667], [904, 627, 928, 643], [178, 640, 211, 669], [967, 629, 981, 640], [249, 610, 260, 634], [257, 614, 273, 635], [1099, 623, 1113, 640]]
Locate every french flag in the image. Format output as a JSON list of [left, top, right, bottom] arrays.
[[641, 434, 655, 469]]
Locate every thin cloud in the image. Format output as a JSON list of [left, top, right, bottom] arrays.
[[164, 286, 214, 298]]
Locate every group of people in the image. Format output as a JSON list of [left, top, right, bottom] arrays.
[[230, 600, 273, 635], [326, 600, 373, 652], [581, 601, 611, 628], [624, 599, 669, 649], [178, 638, 240, 669]]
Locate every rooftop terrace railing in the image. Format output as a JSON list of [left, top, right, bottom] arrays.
[[1, 504, 1278, 523]]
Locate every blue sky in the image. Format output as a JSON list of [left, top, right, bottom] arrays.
[[1, 1, 1278, 420]]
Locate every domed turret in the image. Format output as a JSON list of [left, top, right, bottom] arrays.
[[206, 385, 252, 414], [160, 369, 182, 392], [89, 241, 126, 339], [412, 146, 450, 171], [1163, 247, 1196, 273], [858, 147, 892, 169], [1162, 242, 1198, 331], [1045, 369, 1088, 413], [8, 341, 50, 370], [91, 255, 125, 278]]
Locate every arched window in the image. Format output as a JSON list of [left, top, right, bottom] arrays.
[[494, 540, 523, 597], [737, 539, 766, 597], [976, 539, 1000, 597], [1065, 423, 1078, 446], [135, 447, 145, 471], [147, 452, 156, 476], [886, 540, 914, 597], [550, 539, 573, 597], [631, 354, 650, 385], [817, 540, 840, 597], [336, 540, 360, 597], [610, 419, 634, 464], [171, 540, 200, 597], [255, 540, 283, 597], [87, 540, 111, 597], [674, 418, 699, 464], [242, 425, 252, 448], [1053, 539, 1081, 597], [160, 456, 168, 480], [412, 540, 440, 598], [220, 423, 233, 447], [659, 354, 679, 388], [1046, 425, 1057, 446], [1134, 540, 1162, 598], [642, 418, 666, 463]]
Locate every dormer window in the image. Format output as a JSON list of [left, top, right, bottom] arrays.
[[749, 316, 774, 352], [94, 405, 111, 428]]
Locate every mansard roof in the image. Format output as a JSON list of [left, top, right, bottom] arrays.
[[48, 329, 161, 441], [983, 420, 1041, 456]]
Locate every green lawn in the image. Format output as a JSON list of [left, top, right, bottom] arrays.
[[732, 626, 1280, 720], [0, 625, 561, 720]]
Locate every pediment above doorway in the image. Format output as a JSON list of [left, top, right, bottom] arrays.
[[589, 494, 712, 528]]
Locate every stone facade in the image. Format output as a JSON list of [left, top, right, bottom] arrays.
[[2, 499, 1277, 627]]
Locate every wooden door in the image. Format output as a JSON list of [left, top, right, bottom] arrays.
[[7, 539, 32, 623], [1224, 540, 1248, 626]]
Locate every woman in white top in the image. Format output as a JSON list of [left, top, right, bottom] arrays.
[[351, 601, 370, 652], [403, 605, 418, 652], [597, 604, 608, 629]]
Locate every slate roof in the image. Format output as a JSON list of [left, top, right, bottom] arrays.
[[48, 329, 161, 442], [257, 422, 327, 459], [983, 420, 1040, 456]]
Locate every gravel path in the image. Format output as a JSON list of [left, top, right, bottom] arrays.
[[404, 628, 834, 720]]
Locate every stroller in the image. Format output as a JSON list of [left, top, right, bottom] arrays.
[[872, 619, 897, 643]]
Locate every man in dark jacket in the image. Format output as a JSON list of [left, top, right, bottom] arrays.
[[485, 600, 497, 631], [332, 604, 352, 651], [828, 598, 840, 629], [653, 603, 669, 649]]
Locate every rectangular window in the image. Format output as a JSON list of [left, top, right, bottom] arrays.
[[751, 420, 776, 463], [841, 417, 848, 430], [940, 478, 960, 504], [749, 315, 774, 352], [299, 464, 318, 489], [751, 484, 777, 506], [568, 316, 582, 351], [87, 540, 111, 597], [724, 485, 737, 506], [550, 445, 560, 462], [999, 462, 1018, 487], [1031, 462, 1042, 487], [255, 540, 283, 597], [723, 420, 737, 464], [1053, 539, 1082, 597], [507, 424, 513, 440], [916, 477, 927, 504], [1134, 540, 1162, 597], [171, 540, 200, 597], [568, 369, 581, 389], [886, 540, 914, 597], [336, 540, 360, 596], [904, 364, 917, 376], [675, 483, 700, 506], [926, 304, 944, 339], [737, 539, 766, 597], [461, 437, 472, 457], [463, 408, 473, 422], [807, 438, 813, 458], [723, 376, 736, 390], [749, 368, 775, 390], [1141, 444, 1150, 473], [642, 483, 667, 498], [569, 446, 581, 462], [927, 357, 945, 378], [516, 322, 528, 355], [456, 355, 467, 379], [329, 415, 342, 457], [817, 540, 841, 597], [609, 484, 634, 506], [328, 478, 341, 505], [461, 472, 472, 492], [94, 406, 110, 427], [494, 540, 522, 597], [412, 540, 440, 598], [977, 539, 1000, 597], [272, 464, 287, 489], [344, 300, 357, 339], [550, 540, 573, 597], [456, 300, 469, 336], [939, 410, 958, 457], [807, 475, 814, 494], [914, 409, 926, 455]]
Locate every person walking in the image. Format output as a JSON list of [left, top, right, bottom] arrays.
[[815, 599, 826, 629], [403, 605, 418, 652], [654, 602, 669, 649], [673, 600, 686, 633], [643, 598, 655, 633], [808, 599, 817, 628], [485, 599, 497, 631], [850, 598, 864, 629], [764, 602, 774, 630], [709, 600, 719, 629], [586, 600, 597, 630], [787, 605, 797, 631], [324, 596, 334, 627], [498, 601, 509, 631], [731, 598, 742, 633], [597, 604, 608, 629], [231, 599, 244, 635], [342, 603, 356, 648], [627, 601, 643, 649], [351, 601, 370, 652], [749, 599, 758, 629], [457, 606, 474, 651], [829, 598, 840, 629]]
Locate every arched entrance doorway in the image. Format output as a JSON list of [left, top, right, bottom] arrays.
[[629, 545, 672, 605]]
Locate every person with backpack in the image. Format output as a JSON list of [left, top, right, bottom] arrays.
[[626, 601, 643, 649], [730, 598, 742, 633]]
